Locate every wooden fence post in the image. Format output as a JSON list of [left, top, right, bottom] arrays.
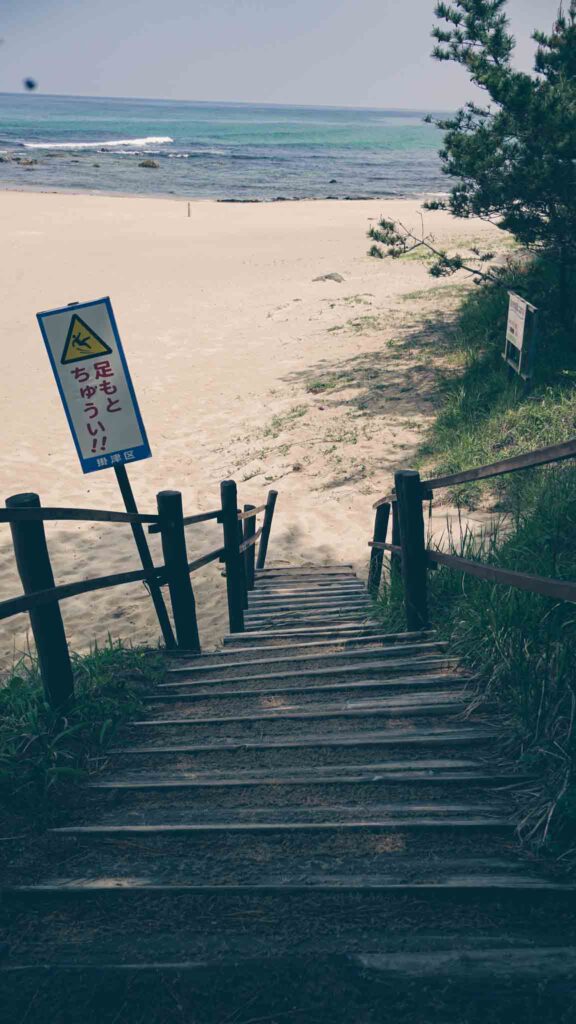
[[157, 490, 200, 652], [368, 502, 390, 596], [220, 480, 245, 633], [6, 492, 74, 711], [243, 504, 256, 591], [394, 470, 429, 631], [256, 489, 278, 570]]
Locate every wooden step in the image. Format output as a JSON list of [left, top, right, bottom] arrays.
[[243, 615, 375, 631], [170, 633, 436, 663], [130, 691, 469, 731], [210, 630, 435, 657], [166, 641, 448, 677], [110, 725, 497, 758], [11, 874, 568, 896], [157, 655, 458, 689], [144, 674, 466, 704], [52, 814, 511, 838], [87, 766, 523, 792], [223, 623, 384, 642]]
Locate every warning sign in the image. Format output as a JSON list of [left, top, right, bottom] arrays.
[[61, 314, 113, 364], [37, 297, 151, 474]]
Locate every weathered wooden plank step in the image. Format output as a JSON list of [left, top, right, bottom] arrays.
[[8, 896, 576, 977], [4, 945, 576, 984], [243, 616, 375, 631], [246, 601, 369, 614], [223, 623, 383, 642], [91, 757, 493, 780], [158, 656, 457, 690], [256, 564, 355, 573], [143, 674, 466, 704], [168, 635, 437, 666], [217, 630, 434, 655], [11, 874, 570, 896], [251, 575, 360, 587], [111, 725, 496, 757], [248, 585, 368, 598], [245, 603, 373, 617], [166, 640, 448, 676], [52, 815, 510, 837], [248, 585, 362, 593], [244, 606, 371, 619], [159, 666, 455, 695], [87, 767, 523, 791], [130, 691, 468, 731], [246, 594, 370, 608]]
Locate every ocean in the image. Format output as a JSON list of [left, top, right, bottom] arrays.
[[0, 92, 447, 201]]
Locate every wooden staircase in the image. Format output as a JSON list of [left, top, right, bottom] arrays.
[[3, 564, 576, 1022]]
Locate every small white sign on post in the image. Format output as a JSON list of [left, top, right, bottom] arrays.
[[503, 292, 538, 381], [37, 297, 151, 474], [506, 293, 528, 350]]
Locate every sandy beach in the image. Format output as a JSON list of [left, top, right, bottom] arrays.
[[0, 192, 504, 667]]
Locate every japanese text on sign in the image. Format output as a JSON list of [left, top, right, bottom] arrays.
[[37, 298, 151, 474]]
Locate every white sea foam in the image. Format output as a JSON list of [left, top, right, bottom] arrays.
[[22, 136, 174, 150]]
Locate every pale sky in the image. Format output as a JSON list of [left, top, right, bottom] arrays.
[[0, 0, 561, 108]]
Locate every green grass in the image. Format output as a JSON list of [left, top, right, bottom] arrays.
[[414, 259, 576, 504], [306, 372, 354, 394], [0, 640, 164, 822], [261, 405, 308, 438], [376, 257, 576, 860]]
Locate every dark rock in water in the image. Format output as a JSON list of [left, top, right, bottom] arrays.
[[0, 155, 8, 163], [93, 163, 100, 167], [139, 159, 160, 169], [313, 272, 345, 283], [329, 178, 338, 183]]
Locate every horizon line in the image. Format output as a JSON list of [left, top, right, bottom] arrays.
[[0, 90, 451, 115]]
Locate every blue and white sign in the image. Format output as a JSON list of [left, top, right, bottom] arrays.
[[37, 297, 151, 474]]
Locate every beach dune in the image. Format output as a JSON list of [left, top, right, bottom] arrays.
[[0, 192, 503, 667]]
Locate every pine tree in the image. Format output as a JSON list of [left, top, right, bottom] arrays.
[[431, 0, 576, 266], [369, 2, 576, 297]]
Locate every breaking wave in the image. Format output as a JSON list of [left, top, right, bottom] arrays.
[[22, 136, 174, 150]]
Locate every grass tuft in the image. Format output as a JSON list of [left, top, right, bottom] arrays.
[[376, 257, 576, 862], [0, 640, 164, 821]]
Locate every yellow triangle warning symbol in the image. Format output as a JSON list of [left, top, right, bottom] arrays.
[[60, 314, 113, 365]]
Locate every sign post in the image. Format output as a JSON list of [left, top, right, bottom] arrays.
[[37, 297, 176, 648], [502, 292, 538, 382]]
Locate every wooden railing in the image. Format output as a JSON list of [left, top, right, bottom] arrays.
[[368, 439, 576, 631], [0, 482, 278, 710]]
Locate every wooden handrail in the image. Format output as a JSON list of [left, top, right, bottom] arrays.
[[187, 546, 225, 573], [239, 526, 263, 553], [369, 540, 402, 555], [428, 548, 576, 604], [237, 503, 267, 521], [148, 509, 220, 534], [373, 437, 576, 507], [0, 565, 168, 622], [0, 506, 159, 525]]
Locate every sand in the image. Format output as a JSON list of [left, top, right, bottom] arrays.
[[0, 192, 505, 669]]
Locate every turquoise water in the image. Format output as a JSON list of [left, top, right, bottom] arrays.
[[0, 93, 447, 200]]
